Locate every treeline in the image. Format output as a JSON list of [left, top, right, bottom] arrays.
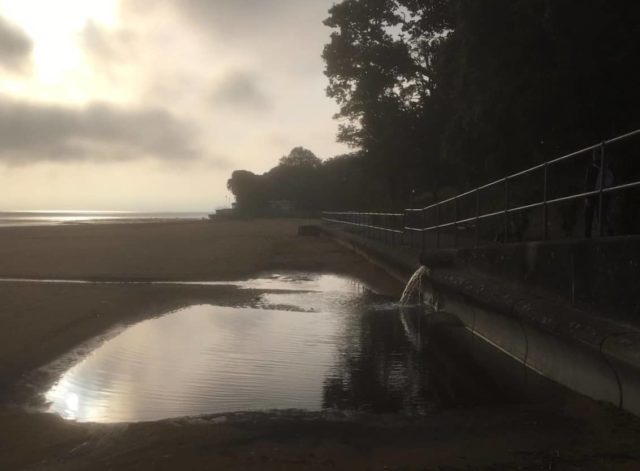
[[228, 0, 640, 213], [227, 147, 369, 214]]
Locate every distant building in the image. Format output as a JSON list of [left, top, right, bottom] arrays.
[[211, 208, 234, 219], [268, 200, 294, 215]]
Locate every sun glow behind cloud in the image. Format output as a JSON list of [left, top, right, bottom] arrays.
[[0, 0, 120, 102], [0, 0, 347, 211]]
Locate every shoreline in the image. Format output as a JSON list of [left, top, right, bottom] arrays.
[[0, 216, 208, 229]]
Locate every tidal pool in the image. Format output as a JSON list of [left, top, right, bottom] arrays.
[[44, 273, 519, 423]]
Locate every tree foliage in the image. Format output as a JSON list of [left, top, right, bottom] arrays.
[[322, 0, 640, 203], [278, 146, 322, 168], [226, 170, 264, 210], [227, 147, 366, 214], [228, 1, 640, 215]]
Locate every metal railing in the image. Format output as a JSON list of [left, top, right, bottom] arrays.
[[322, 211, 405, 245], [322, 128, 640, 250]]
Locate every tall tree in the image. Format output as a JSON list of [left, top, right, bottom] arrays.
[[226, 170, 265, 212], [323, 0, 640, 202], [323, 0, 433, 207]]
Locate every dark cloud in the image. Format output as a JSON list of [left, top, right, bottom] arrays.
[[210, 71, 271, 111], [0, 96, 202, 163], [0, 16, 32, 72]]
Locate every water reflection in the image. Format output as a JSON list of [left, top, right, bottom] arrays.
[[237, 272, 372, 292], [0, 272, 373, 291], [44, 273, 517, 423], [47, 305, 342, 422]]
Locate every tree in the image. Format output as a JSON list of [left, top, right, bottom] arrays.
[[226, 170, 264, 212], [228, 148, 328, 213], [322, 0, 448, 206], [323, 0, 640, 202], [278, 146, 322, 169], [268, 147, 322, 211]]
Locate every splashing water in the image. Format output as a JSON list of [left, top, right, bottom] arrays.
[[399, 266, 427, 305]]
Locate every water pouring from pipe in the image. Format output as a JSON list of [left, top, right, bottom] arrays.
[[400, 266, 427, 305]]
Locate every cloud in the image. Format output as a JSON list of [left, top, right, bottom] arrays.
[[0, 1, 346, 211], [82, 20, 135, 64], [210, 70, 271, 112], [121, 0, 333, 76], [125, 0, 298, 34], [0, 96, 203, 164], [0, 16, 32, 72]]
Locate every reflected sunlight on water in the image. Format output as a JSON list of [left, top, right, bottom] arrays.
[[0, 211, 208, 227], [46, 305, 342, 422], [44, 273, 516, 423]]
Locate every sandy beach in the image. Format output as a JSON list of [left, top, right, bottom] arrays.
[[1, 219, 640, 470], [0, 219, 384, 281], [0, 219, 401, 387]]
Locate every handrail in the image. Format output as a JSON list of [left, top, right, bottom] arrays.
[[324, 211, 403, 217], [322, 218, 403, 234], [322, 128, 640, 248]]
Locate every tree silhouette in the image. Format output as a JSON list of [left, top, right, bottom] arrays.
[[227, 1, 640, 220], [278, 146, 322, 168], [322, 0, 640, 201]]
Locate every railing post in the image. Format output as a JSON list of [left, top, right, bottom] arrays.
[[421, 210, 426, 251], [383, 216, 390, 244], [543, 163, 549, 240], [403, 213, 408, 247], [391, 215, 394, 246], [475, 189, 480, 247], [598, 141, 606, 237], [372, 213, 375, 240], [453, 198, 459, 248], [436, 204, 440, 249], [361, 212, 365, 238], [402, 210, 407, 247], [365, 212, 369, 239], [503, 177, 509, 243], [385, 215, 389, 245]]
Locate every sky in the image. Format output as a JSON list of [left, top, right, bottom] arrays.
[[0, 0, 347, 211]]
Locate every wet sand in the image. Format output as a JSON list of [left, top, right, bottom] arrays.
[[1, 219, 640, 470]]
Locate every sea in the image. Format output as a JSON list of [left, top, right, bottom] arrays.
[[0, 211, 211, 227]]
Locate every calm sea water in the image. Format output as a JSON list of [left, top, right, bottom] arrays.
[[0, 211, 210, 227]]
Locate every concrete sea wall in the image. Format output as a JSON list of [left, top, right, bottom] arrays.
[[454, 236, 640, 325], [318, 226, 640, 415]]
